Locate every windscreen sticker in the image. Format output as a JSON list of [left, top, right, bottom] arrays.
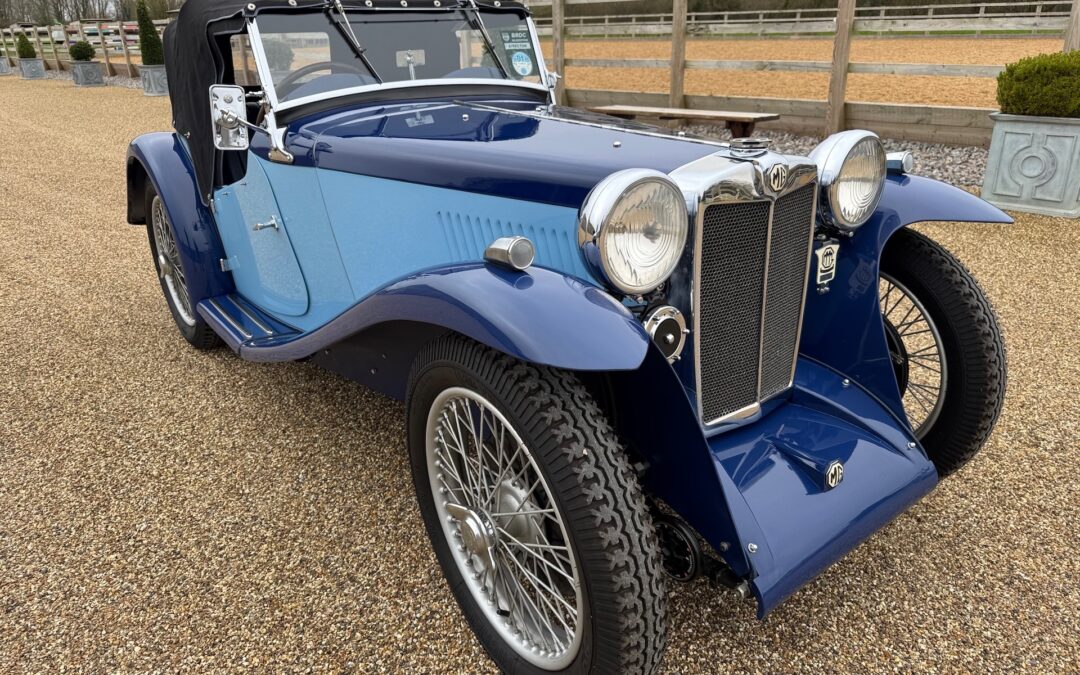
[[500, 30, 532, 51], [511, 51, 534, 77]]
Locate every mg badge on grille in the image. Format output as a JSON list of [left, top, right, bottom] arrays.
[[825, 460, 844, 489], [768, 164, 788, 192]]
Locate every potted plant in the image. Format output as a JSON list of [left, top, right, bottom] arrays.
[[0, 36, 12, 75], [16, 33, 45, 80], [137, 0, 168, 96], [982, 50, 1080, 218], [69, 40, 104, 87]]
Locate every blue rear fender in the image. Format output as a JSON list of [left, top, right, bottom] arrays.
[[126, 132, 233, 305]]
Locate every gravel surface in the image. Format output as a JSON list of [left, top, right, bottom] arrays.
[[685, 125, 989, 187], [1, 78, 1078, 672]]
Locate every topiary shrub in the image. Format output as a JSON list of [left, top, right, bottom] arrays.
[[137, 0, 165, 66], [997, 51, 1080, 119], [262, 39, 294, 72], [69, 40, 95, 62], [16, 33, 36, 59]]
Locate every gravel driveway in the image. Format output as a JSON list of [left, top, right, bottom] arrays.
[[1, 78, 1077, 672]]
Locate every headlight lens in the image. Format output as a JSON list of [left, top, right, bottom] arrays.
[[811, 131, 886, 231], [579, 170, 688, 295]]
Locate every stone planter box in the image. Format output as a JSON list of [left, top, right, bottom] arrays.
[[982, 113, 1080, 219], [0, 58, 11, 75], [19, 58, 45, 80], [71, 60, 105, 87], [139, 64, 168, 97]]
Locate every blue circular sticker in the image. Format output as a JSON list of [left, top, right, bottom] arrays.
[[511, 51, 534, 77]]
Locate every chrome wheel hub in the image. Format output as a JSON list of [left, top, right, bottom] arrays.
[[447, 502, 498, 569], [426, 387, 583, 670]]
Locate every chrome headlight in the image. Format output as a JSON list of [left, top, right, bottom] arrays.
[[578, 169, 688, 295], [810, 130, 886, 231]]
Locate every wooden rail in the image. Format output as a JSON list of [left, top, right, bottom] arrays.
[[532, 1, 1075, 39], [0, 19, 168, 77], [545, 0, 1080, 146]]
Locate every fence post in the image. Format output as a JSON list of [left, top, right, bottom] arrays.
[[76, 21, 87, 43], [670, 0, 688, 108], [1066, 0, 1080, 52], [825, 0, 856, 135], [51, 25, 63, 70], [96, 22, 112, 76], [31, 26, 46, 69], [551, 0, 566, 104], [119, 20, 134, 77]]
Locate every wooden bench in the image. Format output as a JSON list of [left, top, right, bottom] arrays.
[[588, 105, 780, 139]]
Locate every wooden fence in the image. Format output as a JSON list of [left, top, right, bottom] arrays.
[[3, 2, 1079, 146], [0, 20, 168, 78], [532, 1, 1076, 39], [547, 0, 1080, 146]]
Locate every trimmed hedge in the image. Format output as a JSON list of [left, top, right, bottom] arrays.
[[69, 40, 96, 62], [137, 0, 165, 66], [16, 33, 35, 59], [997, 51, 1080, 119], [262, 39, 295, 72]]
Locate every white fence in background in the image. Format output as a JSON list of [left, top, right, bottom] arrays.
[[530, 1, 1075, 38]]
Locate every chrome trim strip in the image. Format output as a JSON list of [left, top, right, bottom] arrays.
[[755, 200, 776, 399], [230, 296, 274, 335], [785, 183, 819, 393], [208, 298, 253, 340]]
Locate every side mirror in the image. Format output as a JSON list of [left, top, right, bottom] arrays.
[[209, 84, 250, 151]]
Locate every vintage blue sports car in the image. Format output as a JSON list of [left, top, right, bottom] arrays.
[[127, 0, 1009, 670]]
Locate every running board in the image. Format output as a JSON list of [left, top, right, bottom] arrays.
[[196, 294, 299, 352]]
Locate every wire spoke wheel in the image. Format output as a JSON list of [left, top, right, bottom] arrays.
[[880, 272, 947, 437], [150, 195, 196, 327], [426, 387, 583, 670]]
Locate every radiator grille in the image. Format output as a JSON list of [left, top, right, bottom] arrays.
[[761, 184, 817, 398], [696, 183, 816, 424]]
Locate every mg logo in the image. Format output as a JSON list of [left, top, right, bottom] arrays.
[[815, 243, 840, 286], [825, 461, 844, 489], [768, 164, 788, 192]]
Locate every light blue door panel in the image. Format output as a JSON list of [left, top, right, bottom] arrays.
[[259, 157, 355, 329], [316, 168, 594, 301], [213, 157, 309, 317]]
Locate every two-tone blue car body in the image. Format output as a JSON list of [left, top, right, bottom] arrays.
[[128, 0, 1010, 671]]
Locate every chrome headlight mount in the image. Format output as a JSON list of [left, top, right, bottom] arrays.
[[809, 130, 887, 232], [578, 169, 689, 296]]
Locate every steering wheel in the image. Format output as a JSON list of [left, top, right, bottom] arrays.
[[275, 61, 370, 97]]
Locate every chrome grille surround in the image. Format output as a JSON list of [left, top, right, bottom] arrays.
[[672, 153, 818, 427]]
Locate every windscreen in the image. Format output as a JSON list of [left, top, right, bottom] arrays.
[[253, 9, 542, 103]]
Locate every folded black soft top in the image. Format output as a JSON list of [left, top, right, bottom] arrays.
[[163, 0, 529, 203]]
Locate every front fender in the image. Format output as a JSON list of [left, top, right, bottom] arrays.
[[800, 174, 1011, 420], [126, 132, 233, 306], [241, 263, 651, 372]]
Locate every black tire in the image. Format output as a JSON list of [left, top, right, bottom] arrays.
[[144, 185, 220, 349], [881, 227, 1006, 476], [407, 335, 667, 674]]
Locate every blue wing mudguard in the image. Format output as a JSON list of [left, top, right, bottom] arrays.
[[801, 174, 1011, 421], [126, 132, 234, 305], [235, 262, 650, 372]]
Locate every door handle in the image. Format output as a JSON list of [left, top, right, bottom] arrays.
[[252, 215, 280, 232]]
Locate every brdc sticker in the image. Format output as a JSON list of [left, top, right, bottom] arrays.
[[511, 51, 534, 77]]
